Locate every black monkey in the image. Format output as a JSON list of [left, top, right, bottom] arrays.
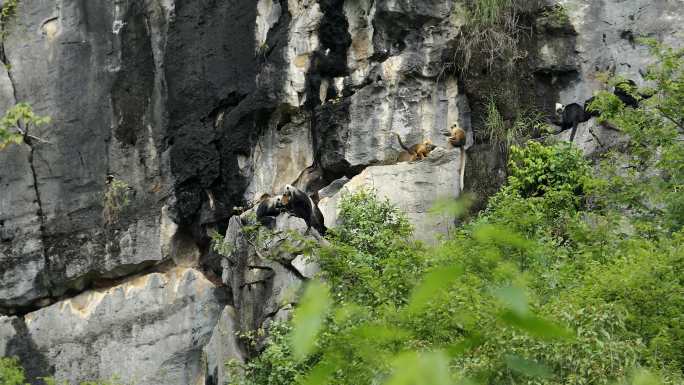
[[256, 193, 284, 228], [556, 102, 592, 142], [613, 79, 654, 108], [613, 79, 639, 108], [283, 184, 327, 236]]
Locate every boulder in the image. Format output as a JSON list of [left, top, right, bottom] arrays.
[[319, 148, 464, 244]]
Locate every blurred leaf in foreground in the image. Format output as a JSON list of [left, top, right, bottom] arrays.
[[505, 354, 552, 378], [406, 265, 463, 315], [493, 285, 529, 315], [500, 310, 573, 341], [290, 280, 331, 360], [429, 195, 473, 218], [384, 350, 451, 385]]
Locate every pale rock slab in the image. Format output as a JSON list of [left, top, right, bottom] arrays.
[[0, 268, 226, 385], [319, 148, 464, 244]]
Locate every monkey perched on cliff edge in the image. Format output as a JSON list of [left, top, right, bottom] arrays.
[[555, 102, 592, 142], [394, 133, 436, 162], [283, 184, 327, 236], [256, 193, 284, 228], [448, 124, 467, 193]]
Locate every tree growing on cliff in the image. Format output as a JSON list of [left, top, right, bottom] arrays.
[[0, 102, 51, 150]]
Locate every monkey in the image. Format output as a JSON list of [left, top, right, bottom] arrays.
[[448, 124, 466, 148], [394, 133, 436, 162], [613, 79, 639, 108], [283, 184, 327, 236], [613, 79, 653, 109], [256, 193, 284, 227], [448, 124, 467, 193], [556, 102, 592, 142]]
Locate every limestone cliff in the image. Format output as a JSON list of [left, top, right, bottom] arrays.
[[0, 0, 681, 383]]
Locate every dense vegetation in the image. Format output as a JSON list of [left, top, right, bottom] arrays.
[[225, 41, 684, 385]]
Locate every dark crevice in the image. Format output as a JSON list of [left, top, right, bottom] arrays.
[[2, 253, 228, 317], [6, 317, 54, 382], [0, 40, 19, 104], [282, 261, 307, 281], [25, 138, 53, 300], [3, 39, 55, 304]]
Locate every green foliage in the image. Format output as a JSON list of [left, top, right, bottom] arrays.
[[210, 229, 235, 257], [227, 322, 309, 385], [0, 358, 124, 385], [538, 4, 570, 29], [290, 280, 331, 360], [506, 141, 590, 199], [483, 98, 547, 155], [0, 102, 51, 150], [0, 0, 19, 40], [103, 179, 131, 223], [0, 357, 27, 385], [587, 41, 684, 231], [319, 189, 426, 307]]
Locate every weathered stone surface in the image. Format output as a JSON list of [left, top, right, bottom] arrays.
[[319, 176, 350, 199], [221, 213, 319, 336], [291, 254, 320, 279], [243, 110, 315, 202], [315, 0, 473, 174], [463, 144, 508, 214], [319, 148, 464, 244], [554, 119, 629, 157], [0, 61, 48, 311], [549, 0, 683, 105], [0, 268, 226, 385], [204, 305, 246, 385]]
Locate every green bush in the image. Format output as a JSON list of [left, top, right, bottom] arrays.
[[0, 357, 27, 385], [319, 189, 426, 307], [226, 323, 308, 385]]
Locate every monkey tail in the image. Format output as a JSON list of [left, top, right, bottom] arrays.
[[393, 133, 411, 153], [459, 149, 466, 194], [569, 122, 578, 142]]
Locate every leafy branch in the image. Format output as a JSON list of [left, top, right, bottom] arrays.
[[0, 102, 51, 150]]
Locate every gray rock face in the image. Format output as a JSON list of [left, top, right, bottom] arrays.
[[541, 0, 683, 105], [0, 268, 226, 385], [204, 305, 246, 385], [221, 213, 320, 338], [315, 0, 473, 175], [0, 0, 682, 383]]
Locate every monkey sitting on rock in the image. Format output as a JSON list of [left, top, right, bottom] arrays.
[[282, 184, 327, 236], [393, 133, 437, 162], [448, 124, 467, 193], [255, 193, 285, 228], [555, 102, 592, 142]]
